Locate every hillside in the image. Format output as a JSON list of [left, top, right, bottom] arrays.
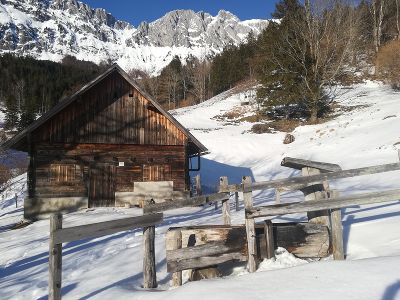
[[1, 81, 400, 299]]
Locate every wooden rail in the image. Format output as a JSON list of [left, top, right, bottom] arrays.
[[48, 213, 163, 300], [220, 162, 400, 193], [246, 189, 400, 218], [143, 191, 229, 213]]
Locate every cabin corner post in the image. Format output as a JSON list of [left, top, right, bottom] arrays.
[[49, 213, 62, 300], [242, 176, 257, 272], [27, 133, 36, 199]]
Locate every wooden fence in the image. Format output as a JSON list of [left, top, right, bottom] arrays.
[[144, 158, 400, 277], [47, 157, 400, 296], [48, 213, 163, 300]]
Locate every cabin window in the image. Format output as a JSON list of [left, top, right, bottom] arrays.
[[143, 164, 171, 181], [50, 164, 82, 183]]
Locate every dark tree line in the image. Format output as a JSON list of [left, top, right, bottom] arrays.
[[0, 54, 105, 130]]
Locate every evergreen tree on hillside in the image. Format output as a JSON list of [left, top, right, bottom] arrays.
[[256, 0, 361, 121]]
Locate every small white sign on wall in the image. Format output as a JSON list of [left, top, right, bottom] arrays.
[[118, 161, 125, 167]]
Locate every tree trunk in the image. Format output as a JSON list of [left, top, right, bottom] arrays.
[[309, 106, 318, 123], [396, 0, 400, 40]]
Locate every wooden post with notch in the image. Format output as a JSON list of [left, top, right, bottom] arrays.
[[49, 214, 62, 300], [143, 225, 157, 288], [301, 167, 329, 225], [243, 176, 257, 272], [329, 190, 344, 260], [219, 176, 231, 225], [170, 230, 182, 287]]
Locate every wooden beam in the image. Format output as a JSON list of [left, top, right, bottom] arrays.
[[247, 189, 400, 218], [281, 157, 342, 173], [53, 213, 163, 244], [167, 253, 246, 273], [49, 214, 62, 300], [246, 162, 400, 192], [167, 240, 244, 264], [243, 176, 257, 273], [143, 192, 229, 213]]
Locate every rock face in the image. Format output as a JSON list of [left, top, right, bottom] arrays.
[[0, 0, 269, 74]]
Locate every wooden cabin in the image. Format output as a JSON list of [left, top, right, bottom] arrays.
[[2, 64, 207, 219]]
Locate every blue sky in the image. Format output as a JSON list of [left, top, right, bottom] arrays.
[[81, 0, 279, 26]]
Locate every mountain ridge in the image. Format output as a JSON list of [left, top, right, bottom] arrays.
[[0, 0, 269, 74]]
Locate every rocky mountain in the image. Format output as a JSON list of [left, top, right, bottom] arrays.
[[0, 0, 268, 74]]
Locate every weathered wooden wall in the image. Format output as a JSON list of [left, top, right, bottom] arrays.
[[33, 72, 187, 146], [31, 144, 188, 207]]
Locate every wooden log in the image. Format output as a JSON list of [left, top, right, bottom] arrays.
[[168, 252, 246, 273], [243, 176, 257, 272], [170, 230, 182, 287], [165, 223, 329, 272], [49, 214, 62, 300], [53, 213, 163, 244], [301, 167, 329, 225], [247, 189, 400, 218], [264, 220, 275, 259], [247, 162, 400, 192], [330, 190, 344, 260], [143, 192, 229, 213], [235, 192, 239, 211], [274, 223, 330, 258], [220, 177, 231, 225], [281, 157, 342, 173], [143, 225, 157, 288], [167, 239, 245, 262], [221, 162, 400, 194]]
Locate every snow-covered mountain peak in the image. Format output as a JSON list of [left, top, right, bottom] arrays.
[[0, 1, 269, 74]]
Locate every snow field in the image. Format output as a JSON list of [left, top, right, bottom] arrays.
[[1, 81, 400, 299]]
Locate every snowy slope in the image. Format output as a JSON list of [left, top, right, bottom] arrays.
[[1, 81, 400, 299]]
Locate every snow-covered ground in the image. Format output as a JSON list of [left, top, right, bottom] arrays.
[[1, 81, 400, 299]]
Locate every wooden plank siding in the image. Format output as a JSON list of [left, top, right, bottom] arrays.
[[33, 144, 188, 200], [32, 72, 187, 146]]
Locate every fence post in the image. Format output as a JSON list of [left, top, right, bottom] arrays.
[[235, 192, 239, 211], [301, 167, 329, 225], [143, 225, 157, 288], [49, 214, 62, 300], [171, 230, 182, 287], [329, 190, 345, 260], [264, 220, 275, 259], [243, 176, 257, 272], [219, 176, 231, 225], [15, 193, 17, 208]]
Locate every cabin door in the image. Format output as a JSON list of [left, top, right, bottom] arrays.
[[88, 164, 116, 207]]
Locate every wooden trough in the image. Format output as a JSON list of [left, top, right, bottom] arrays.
[[166, 222, 330, 282]]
